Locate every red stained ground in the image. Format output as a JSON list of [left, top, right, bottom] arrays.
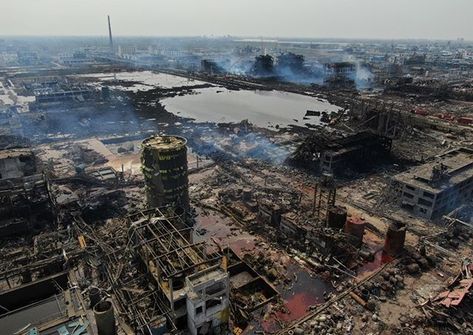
[[357, 250, 393, 279], [195, 209, 332, 333], [261, 263, 331, 333]]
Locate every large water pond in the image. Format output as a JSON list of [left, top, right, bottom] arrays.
[[162, 87, 340, 129], [77, 71, 340, 129]]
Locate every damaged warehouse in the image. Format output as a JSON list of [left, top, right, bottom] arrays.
[[290, 131, 392, 174]]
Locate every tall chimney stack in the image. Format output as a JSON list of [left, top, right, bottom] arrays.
[[107, 15, 114, 54]]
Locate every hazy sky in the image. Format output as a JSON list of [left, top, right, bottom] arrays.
[[2, 0, 472, 40]]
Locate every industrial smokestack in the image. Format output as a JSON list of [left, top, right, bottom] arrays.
[[107, 15, 114, 54]]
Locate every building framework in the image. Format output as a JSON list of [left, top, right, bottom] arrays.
[[128, 208, 230, 334]]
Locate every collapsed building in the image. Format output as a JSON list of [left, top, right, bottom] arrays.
[[392, 147, 473, 219], [277, 53, 305, 74], [251, 54, 274, 77], [291, 131, 392, 174], [0, 227, 91, 335], [0, 174, 53, 238], [0, 147, 52, 238], [201, 60, 225, 75], [0, 148, 36, 180], [324, 62, 356, 89], [21, 79, 98, 105], [99, 245, 174, 335], [128, 208, 230, 334], [385, 78, 453, 100], [34, 87, 96, 104]]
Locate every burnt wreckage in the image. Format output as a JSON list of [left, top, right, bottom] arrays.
[[1, 34, 473, 335], [291, 131, 393, 174]]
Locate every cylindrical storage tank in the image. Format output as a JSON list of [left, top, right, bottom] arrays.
[[94, 300, 116, 335], [384, 221, 407, 256], [141, 135, 189, 210], [344, 217, 366, 247], [271, 205, 282, 227], [327, 206, 347, 230], [89, 286, 101, 308]]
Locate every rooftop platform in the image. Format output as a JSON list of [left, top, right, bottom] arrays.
[[394, 147, 473, 193]]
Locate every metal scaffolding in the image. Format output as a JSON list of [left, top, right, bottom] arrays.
[[313, 174, 337, 222], [73, 215, 176, 334], [128, 208, 222, 280], [104, 248, 176, 334]]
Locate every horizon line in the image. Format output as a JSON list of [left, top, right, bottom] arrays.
[[0, 34, 470, 43]]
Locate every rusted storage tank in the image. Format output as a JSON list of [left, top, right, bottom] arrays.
[[344, 217, 366, 246], [384, 221, 407, 256], [327, 206, 347, 230], [141, 135, 189, 210]]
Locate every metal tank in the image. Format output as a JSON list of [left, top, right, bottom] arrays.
[[344, 217, 366, 247], [327, 206, 347, 230], [141, 135, 189, 210], [93, 300, 116, 335], [384, 221, 407, 256], [88, 286, 101, 308]]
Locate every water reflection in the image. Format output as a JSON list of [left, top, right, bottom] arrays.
[[162, 87, 340, 129]]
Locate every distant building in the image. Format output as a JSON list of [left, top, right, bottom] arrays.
[[393, 147, 473, 219], [201, 59, 224, 75], [34, 88, 95, 104], [324, 62, 356, 89], [117, 45, 137, 58], [59, 52, 95, 67]]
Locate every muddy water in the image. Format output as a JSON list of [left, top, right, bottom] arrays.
[[162, 87, 341, 129]]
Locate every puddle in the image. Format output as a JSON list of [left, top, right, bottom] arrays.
[[262, 263, 332, 332]]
